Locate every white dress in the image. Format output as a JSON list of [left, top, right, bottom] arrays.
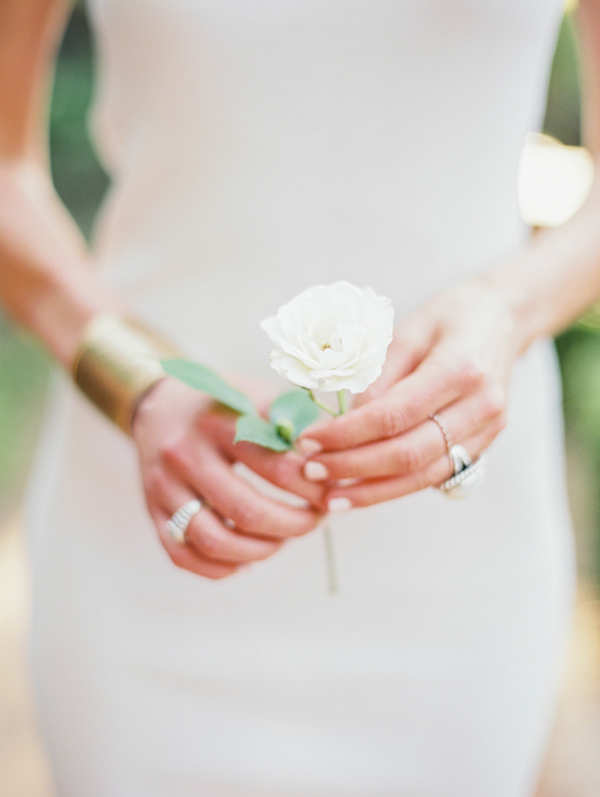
[[26, 1, 575, 794]]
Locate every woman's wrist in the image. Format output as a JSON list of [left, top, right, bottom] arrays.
[[72, 314, 180, 435], [477, 180, 600, 356]]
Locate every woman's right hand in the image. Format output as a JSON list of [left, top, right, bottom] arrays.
[[132, 376, 326, 579]]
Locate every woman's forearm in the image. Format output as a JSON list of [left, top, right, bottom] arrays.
[[484, 0, 600, 356], [0, 0, 125, 368], [0, 157, 125, 368], [480, 167, 600, 355]]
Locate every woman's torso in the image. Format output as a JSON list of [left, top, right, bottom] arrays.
[[25, 5, 575, 793], [87, 0, 563, 370]]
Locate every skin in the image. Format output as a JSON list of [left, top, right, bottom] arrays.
[[0, 0, 324, 579], [2, 0, 600, 573], [299, 0, 600, 510]]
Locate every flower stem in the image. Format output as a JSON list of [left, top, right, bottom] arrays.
[[308, 390, 338, 416], [323, 523, 338, 594], [306, 388, 344, 595]]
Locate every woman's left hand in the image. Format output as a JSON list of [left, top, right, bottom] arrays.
[[298, 278, 519, 510]]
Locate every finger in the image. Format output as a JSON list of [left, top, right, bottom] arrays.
[[305, 418, 444, 482], [199, 408, 326, 505], [322, 420, 502, 509], [229, 441, 327, 506], [303, 391, 503, 482], [153, 475, 283, 563], [428, 412, 505, 487], [163, 442, 323, 540], [353, 317, 435, 407], [152, 505, 242, 579], [299, 347, 484, 452], [146, 477, 249, 572], [180, 504, 282, 564], [223, 439, 326, 507]]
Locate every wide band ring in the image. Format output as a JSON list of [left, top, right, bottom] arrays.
[[165, 499, 203, 544], [448, 443, 472, 473], [440, 445, 486, 499]]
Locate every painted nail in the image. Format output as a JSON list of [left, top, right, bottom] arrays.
[[297, 438, 323, 456], [304, 461, 329, 481], [327, 497, 352, 512]]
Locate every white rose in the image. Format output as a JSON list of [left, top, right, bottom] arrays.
[[261, 281, 394, 393]]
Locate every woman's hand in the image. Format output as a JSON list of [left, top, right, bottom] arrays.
[[298, 279, 518, 510], [132, 377, 325, 579]]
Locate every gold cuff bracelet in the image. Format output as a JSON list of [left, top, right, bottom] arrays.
[[72, 314, 179, 435]]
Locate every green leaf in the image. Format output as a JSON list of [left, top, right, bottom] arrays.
[[234, 415, 291, 451], [269, 391, 320, 442], [161, 359, 256, 416]]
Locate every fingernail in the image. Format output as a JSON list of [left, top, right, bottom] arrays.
[[304, 461, 329, 481], [327, 497, 352, 512], [298, 438, 323, 455]]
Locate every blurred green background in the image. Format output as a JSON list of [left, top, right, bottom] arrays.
[[0, 5, 599, 584]]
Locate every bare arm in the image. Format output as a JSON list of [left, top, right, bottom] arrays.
[[0, 0, 322, 575], [481, 0, 600, 351], [299, 3, 600, 510], [0, 0, 124, 366]]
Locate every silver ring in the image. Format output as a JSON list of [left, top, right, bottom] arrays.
[[165, 499, 202, 544], [448, 444, 472, 474], [440, 446, 486, 499]]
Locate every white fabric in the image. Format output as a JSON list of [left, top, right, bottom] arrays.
[[26, 1, 575, 794]]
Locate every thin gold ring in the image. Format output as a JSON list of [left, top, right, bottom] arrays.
[[429, 413, 453, 467]]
